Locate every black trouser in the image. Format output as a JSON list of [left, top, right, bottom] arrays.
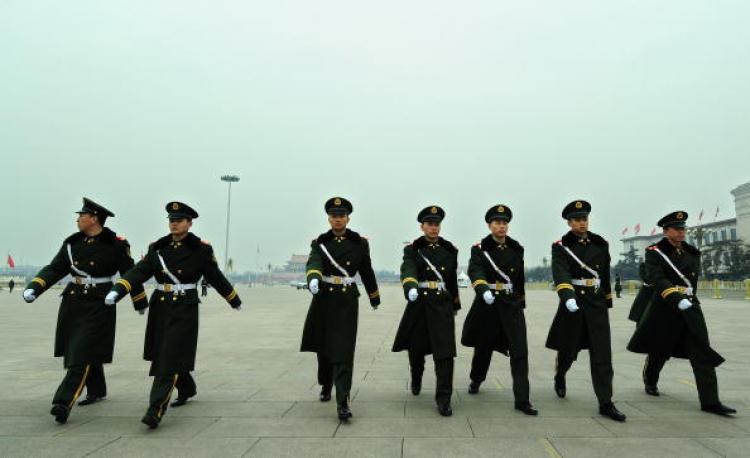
[[52, 364, 92, 409], [317, 353, 353, 406], [469, 306, 531, 403], [148, 374, 179, 419], [642, 353, 719, 407], [174, 372, 197, 399], [409, 350, 454, 405], [470, 347, 530, 403], [556, 349, 614, 405], [84, 364, 107, 398]]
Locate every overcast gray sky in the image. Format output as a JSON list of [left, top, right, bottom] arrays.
[[2, 0, 748, 271]]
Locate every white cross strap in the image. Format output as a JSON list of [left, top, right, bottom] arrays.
[[157, 251, 181, 285], [417, 249, 446, 291], [318, 244, 354, 282], [652, 247, 693, 290], [482, 251, 513, 293], [556, 241, 600, 280], [67, 244, 92, 278]]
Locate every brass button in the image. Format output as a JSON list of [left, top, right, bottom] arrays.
[[161, 297, 165, 301], [74, 261, 79, 265], [177, 269, 182, 274], [342, 287, 347, 292], [329, 287, 333, 292], [423, 291, 427, 296], [436, 291, 440, 295], [581, 291, 586, 295], [172, 297, 177, 301], [83, 290, 88, 295], [70, 291, 75, 295], [346, 261, 350, 266], [440, 267, 445, 271], [90, 261, 95, 266], [510, 268, 514, 272]]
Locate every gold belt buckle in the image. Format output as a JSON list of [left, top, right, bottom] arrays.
[[74, 277, 83, 285], [164, 283, 172, 293], [428, 281, 436, 289], [333, 277, 342, 285], [585, 279, 594, 287]]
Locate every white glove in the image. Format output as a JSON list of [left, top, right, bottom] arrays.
[[137, 309, 146, 315], [483, 290, 495, 305], [23, 289, 36, 303], [371, 305, 378, 311], [234, 305, 241, 311], [309, 279, 319, 295], [408, 288, 418, 302], [104, 291, 119, 306], [678, 299, 693, 311], [565, 298, 579, 312]]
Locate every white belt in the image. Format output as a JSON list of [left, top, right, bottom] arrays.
[[156, 283, 197, 293], [418, 281, 445, 290], [571, 278, 601, 288], [322, 275, 355, 286], [488, 282, 512, 292], [71, 276, 115, 286]]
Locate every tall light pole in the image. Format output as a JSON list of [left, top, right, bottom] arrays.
[[220, 175, 240, 272]]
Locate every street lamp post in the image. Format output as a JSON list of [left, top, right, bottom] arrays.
[[220, 175, 240, 272]]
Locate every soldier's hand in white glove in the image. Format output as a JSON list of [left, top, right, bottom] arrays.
[[678, 298, 693, 311], [565, 298, 579, 312], [483, 290, 495, 305], [408, 288, 418, 302], [309, 279, 319, 295], [137, 309, 146, 315], [104, 291, 119, 306], [23, 289, 36, 303]]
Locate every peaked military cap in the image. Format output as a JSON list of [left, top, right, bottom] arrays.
[[166, 201, 199, 219], [562, 200, 591, 219], [76, 198, 114, 218], [485, 204, 512, 223], [418, 205, 445, 223], [658, 210, 688, 228], [325, 197, 353, 215]]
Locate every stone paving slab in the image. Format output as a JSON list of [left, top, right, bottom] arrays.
[[0, 285, 747, 457]]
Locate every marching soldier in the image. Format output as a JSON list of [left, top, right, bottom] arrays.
[[461, 205, 537, 415], [627, 212, 736, 416], [301, 197, 380, 421], [8, 279, 15, 294], [393, 206, 460, 417], [545, 200, 626, 422], [22, 198, 147, 424], [106, 202, 242, 429]]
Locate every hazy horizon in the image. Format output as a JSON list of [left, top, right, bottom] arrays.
[[2, 1, 748, 271]]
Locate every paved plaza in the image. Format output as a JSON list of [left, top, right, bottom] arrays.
[[0, 285, 748, 457]]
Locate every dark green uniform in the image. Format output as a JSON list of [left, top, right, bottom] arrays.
[[462, 234, 529, 403], [26, 226, 147, 416], [393, 235, 461, 406], [301, 228, 380, 406], [545, 230, 615, 405], [110, 231, 241, 423], [627, 263, 653, 323], [627, 237, 724, 406]]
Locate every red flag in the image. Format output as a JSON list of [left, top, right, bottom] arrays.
[[634, 223, 641, 234], [650, 227, 657, 236], [7, 254, 15, 268], [699, 209, 704, 221], [621, 227, 629, 235]]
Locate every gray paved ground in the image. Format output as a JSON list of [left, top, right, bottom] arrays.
[[0, 285, 747, 457]]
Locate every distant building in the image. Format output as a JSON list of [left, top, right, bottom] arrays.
[[621, 181, 750, 261]]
